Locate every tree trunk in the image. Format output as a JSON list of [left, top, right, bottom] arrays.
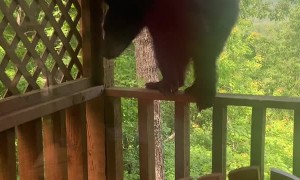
[[134, 28, 165, 180]]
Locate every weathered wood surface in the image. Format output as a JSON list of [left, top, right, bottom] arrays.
[[138, 99, 156, 180], [0, 85, 104, 132], [175, 102, 190, 179], [106, 87, 300, 109]]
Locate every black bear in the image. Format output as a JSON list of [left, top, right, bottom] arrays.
[[103, 0, 239, 110]]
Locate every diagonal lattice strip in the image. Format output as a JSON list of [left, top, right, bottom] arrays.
[[0, 0, 82, 99]]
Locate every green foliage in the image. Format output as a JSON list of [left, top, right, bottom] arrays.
[[114, 0, 299, 179]]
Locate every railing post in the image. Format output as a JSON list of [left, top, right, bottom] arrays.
[[293, 108, 300, 177], [175, 102, 190, 179], [105, 97, 123, 180], [0, 128, 16, 180], [138, 99, 155, 180], [212, 105, 227, 179], [250, 106, 266, 180]]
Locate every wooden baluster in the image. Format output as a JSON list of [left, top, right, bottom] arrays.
[[138, 99, 155, 180], [17, 120, 44, 179], [105, 97, 123, 180], [212, 105, 227, 179], [43, 111, 67, 180], [293, 108, 300, 177], [175, 102, 190, 179], [0, 129, 16, 180], [66, 104, 88, 180], [250, 106, 266, 180]]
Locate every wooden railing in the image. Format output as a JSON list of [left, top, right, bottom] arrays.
[[0, 79, 106, 180], [0, 86, 299, 179], [105, 87, 300, 180]]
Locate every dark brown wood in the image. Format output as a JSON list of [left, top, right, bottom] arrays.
[[17, 120, 44, 179], [250, 106, 266, 180], [138, 99, 156, 180], [0, 85, 104, 132], [66, 104, 88, 180], [106, 87, 300, 109], [0, 78, 92, 115], [293, 108, 300, 177], [175, 102, 190, 179], [86, 97, 106, 179], [228, 166, 260, 180], [0, 129, 16, 180], [43, 111, 67, 180], [89, 0, 104, 85], [271, 168, 300, 180], [212, 105, 227, 179], [198, 173, 223, 180], [105, 97, 124, 180]]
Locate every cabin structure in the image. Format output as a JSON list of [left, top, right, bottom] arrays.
[[0, 0, 299, 179]]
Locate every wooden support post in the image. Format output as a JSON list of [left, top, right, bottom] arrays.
[[43, 111, 67, 180], [0, 128, 16, 180], [212, 105, 227, 179], [86, 96, 106, 179], [138, 99, 155, 180], [293, 108, 300, 177], [250, 106, 266, 180], [17, 119, 44, 179], [175, 102, 190, 179], [66, 104, 88, 180], [105, 97, 123, 180]]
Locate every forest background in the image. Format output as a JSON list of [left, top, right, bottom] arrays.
[[0, 0, 299, 179], [113, 0, 300, 179]]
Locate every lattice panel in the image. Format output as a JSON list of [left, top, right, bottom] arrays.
[[0, 0, 82, 99]]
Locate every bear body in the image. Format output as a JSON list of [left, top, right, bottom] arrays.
[[103, 0, 239, 110]]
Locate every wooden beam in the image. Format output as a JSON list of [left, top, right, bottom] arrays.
[[0, 85, 104, 132], [175, 102, 190, 179]]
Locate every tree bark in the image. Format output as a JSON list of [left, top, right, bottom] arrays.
[[134, 28, 165, 180]]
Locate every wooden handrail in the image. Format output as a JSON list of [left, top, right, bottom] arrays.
[[106, 87, 300, 109]]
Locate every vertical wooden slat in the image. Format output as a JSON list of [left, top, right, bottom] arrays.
[[175, 102, 190, 179], [212, 105, 227, 179], [138, 99, 155, 180], [17, 119, 44, 179], [86, 96, 106, 179], [105, 97, 123, 180], [250, 106, 266, 180], [66, 104, 88, 180], [293, 108, 300, 177], [81, 0, 104, 85], [0, 128, 16, 180], [43, 111, 67, 180]]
